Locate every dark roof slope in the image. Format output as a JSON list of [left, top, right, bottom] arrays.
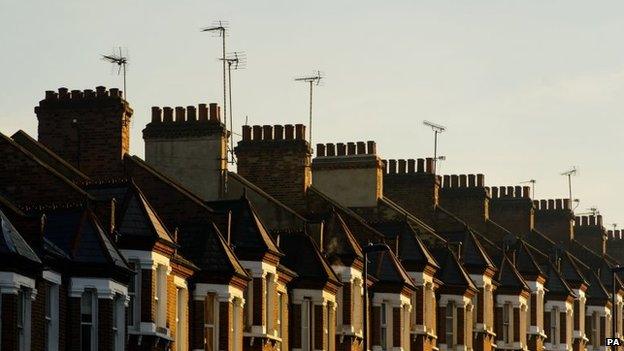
[[370, 220, 439, 272], [0, 209, 41, 265], [497, 256, 529, 292], [367, 247, 416, 292], [433, 246, 477, 292]]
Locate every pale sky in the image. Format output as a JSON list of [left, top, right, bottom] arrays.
[[1, 1, 623, 227]]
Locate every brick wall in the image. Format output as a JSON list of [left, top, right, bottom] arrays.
[[190, 299, 205, 350], [31, 279, 46, 351], [489, 186, 534, 235], [141, 269, 156, 323], [235, 124, 311, 212], [0, 134, 88, 207], [291, 303, 301, 349], [219, 301, 232, 351], [166, 275, 177, 350], [1, 293, 18, 350], [439, 174, 490, 225], [534, 199, 574, 244], [98, 298, 114, 351], [35, 87, 132, 179]]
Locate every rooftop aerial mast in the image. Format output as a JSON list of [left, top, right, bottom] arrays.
[[220, 51, 246, 164], [101, 47, 128, 99], [202, 20, 229, 132], [422, 120, 446, 174], [295, 70, 323, 145]]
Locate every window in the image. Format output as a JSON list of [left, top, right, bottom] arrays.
[[302, 298, 312, 351], [127, 261, 140, 329], [265, 274, 271, 328], [446, 301, 455, 347], [112, 295, 125, 351], [45, 284, 59, 351], [380, 302, 388, 350], [81, 290, 97, 351], [551, 307, 559, 345], [472, 294, 478, 328], [17, 289, 30, 351], [526, 294, 531, 330], [591, 312, 599, 347], [502, 303, 511, 343], [243, 277, 252, 330], [155, 264, 168, 331], [277, 292, 283, 339], [176, 288, 188, 351], [205, 293, 216, 351]]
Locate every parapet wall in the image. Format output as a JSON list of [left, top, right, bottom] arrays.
[[608, 230, 623, 239]]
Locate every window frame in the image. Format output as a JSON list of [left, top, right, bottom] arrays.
[[45, 283, 59, 351], [17, 288, 31, 351], [380, 302, 388, 350], [301, 298, 312, 351], [551, 306, 559, 345], [112, 295, 125, 351], [80, 289, 98, 351], [445, 301, 455, 347], [127, 261, 141, 330]]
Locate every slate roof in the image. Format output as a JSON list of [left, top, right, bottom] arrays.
[[279, 231, 340, 289], [207, 196, 282, 260], [512, 239, 545, 278], [43, 207, 129, 273], [585, 269, 611, 303], [497, 255, 529, 291], [366, 247, 416, 291], [116, 182, 175, 246], [432, 246, 477, 292], [320, 210, 363, 266], [541, 260, 576, 298], [0, 208, 41, 264], [11, 130, 90, 183], [370, 220, 439, 272]]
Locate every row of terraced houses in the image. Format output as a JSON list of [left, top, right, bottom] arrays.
[[1, 85, 623, 351]]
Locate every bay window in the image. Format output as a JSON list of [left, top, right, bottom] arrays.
[[45, 283, 59, 351], [446, 301, 456, 347], [81, 289, 97, 351]]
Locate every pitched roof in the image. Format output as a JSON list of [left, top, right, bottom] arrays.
[[116, 182, 175, 246], [321, 210, 363, 266], [366, 247, 416, 291], [585, 269, 610, 302], [443, 229, 496, 273], [542, 260, 576, 298], [11, 130, 90, 183], [279, 231, 340, 289], [513, 239, 545, 278], [0, 208, 41, 264], [370, 220, 439, 272], [497, 255, 529, 291], [207, 196, 282, 260], [433, 246, 477, 292], [43, 207, 129, 272], [558, 251, 588, 288]]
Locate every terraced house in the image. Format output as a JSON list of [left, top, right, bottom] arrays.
[[1, 85, 624, 351]]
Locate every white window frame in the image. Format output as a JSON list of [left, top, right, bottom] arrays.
[[175, 287, 188, 351], [302, 298, 312, 351], [17, 288, 32, 351], [80, 289, 98, 351], [44, 283, 59, 351], [381, 302, 388, 350], [205, 293, 217, 351], [243, 277, 253, 331], [155, 264, 168, 331], [112, 295, 125, 351], [127, 261, 141, 330], [551, 307, 560, 345], [446, 301, 456, 347], [503, 302, 511, 343]]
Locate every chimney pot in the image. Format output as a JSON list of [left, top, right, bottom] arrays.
[[548, 199, 555, 209], [398, 159, 406, 173], [356, 142, 366, 154], [252, 125, 262, 140], [514, 186, 522, 197], [563, 199, 570, 210], [84, 89, 95, 98], [450, 175, 459, 188], [262, 125, 273, 140], [163, 107, 173, 122], [407, 159, 415, 173], [242, 125, 252, 141], [459, 174, 467, 187], [347, 142, 356, 155], [389, 160, 397, 174], [425, 158, 434, 173], [468, 174, 476, 187], [285, 125, 294, 139], [533, 200, 539, 208], [187, 106, 197, 121], [295, 124, 305, 140], [175, 106, 185, 123], [198, 104, 208, 121], [582, 216, 589, 226], [417, 159, 425, 173], [95, 86, 107, 97], [274, 125, 284, 140], [366, 141, 376, 154], [151, 107, 162, 123], [597, 215, 603, 227], [492, 187, 499, 198], [382, 160, 388, 174], [317, 143, 326, 157], [555, 199, 563, 210], [337, 143, 346, 156], [476, 174, 485, 187], [45, 90, 57, 100], [540, 199, 547, 210], [505, 186, 513, 197], [58, 87, 69, 99], [443, 175, 451, 188], [575, 216, 580, 224], [209, 103, 220, 121], [71, 90, 83, 99], [326, 143, 335, 156], [589, 216, 596, 226], [109, 88, 120, 97], [522, 186, 530, 198]]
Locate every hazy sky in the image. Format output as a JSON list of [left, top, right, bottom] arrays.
[[1, 1, 623, 227]]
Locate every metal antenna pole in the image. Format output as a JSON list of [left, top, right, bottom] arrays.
[[123, 62, 127, 100], [222, 30, 227, 132], [423, 120, 446, 174], [295, 71, 323, 144], [227, 60, 234, 163], [309, 80, 313, 143]]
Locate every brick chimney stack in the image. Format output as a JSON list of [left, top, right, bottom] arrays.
[[574, 214, 607, 255], [438, 173, 490, 225], [235, 124, 311, 212], [35, 87, 133, 179], [533, 199, 574, 244], [382, 158, 439, 225], [143, 103, 228, 200], [488, 186, 534, 236], [312, 141, 383, 207]]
